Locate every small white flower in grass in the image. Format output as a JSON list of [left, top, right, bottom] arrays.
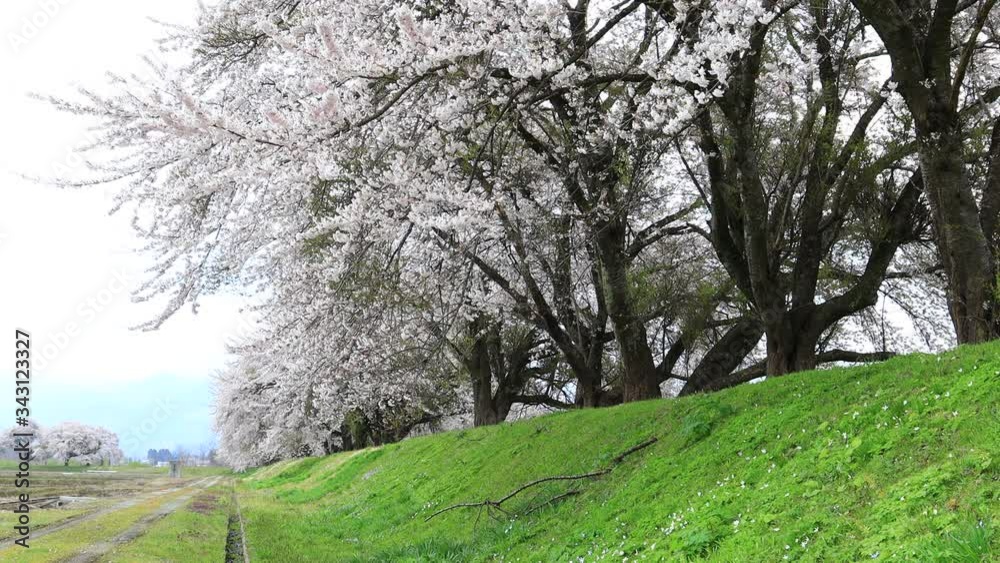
[[882, 405, 889, 411], [785, 545, 790, 550]]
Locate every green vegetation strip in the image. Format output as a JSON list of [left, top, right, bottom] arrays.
[[236, 343, 999, 562]]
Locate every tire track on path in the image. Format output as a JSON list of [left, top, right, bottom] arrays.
[[61, 476, 221, 563]]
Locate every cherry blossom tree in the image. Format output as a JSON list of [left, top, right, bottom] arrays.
[[44, 0, 985, 470], [36, 422, 123, 466], [669, 0, 950, 376], [0, 420, 43, 460]]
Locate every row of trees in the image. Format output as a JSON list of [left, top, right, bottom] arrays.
[[2, 421, 123, 466], [54, 0, 1000, 468], [148, 444, 220, 465]]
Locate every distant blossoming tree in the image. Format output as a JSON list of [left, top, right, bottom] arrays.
[[37, 422, 123, 466]]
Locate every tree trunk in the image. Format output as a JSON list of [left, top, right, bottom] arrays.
[[846, 0, 1000, 344], [574, 374, 602, 407], [468, 325, 500, 427], [617, 324, 661, 401], [919, 130, 998, 343], [472, 383, 501, 426], [763, 310, 820, 376], [596, 224, 660, 402], [341, 409, 371, 451]]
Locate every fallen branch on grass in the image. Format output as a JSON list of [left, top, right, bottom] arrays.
[[424, 436, 658, 522]]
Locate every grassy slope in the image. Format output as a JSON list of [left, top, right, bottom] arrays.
[[237, 343, 999, 562]]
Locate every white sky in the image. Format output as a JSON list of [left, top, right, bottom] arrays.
[[1, 1, 248, 456]]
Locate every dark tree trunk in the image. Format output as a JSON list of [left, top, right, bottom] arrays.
[[574, 374, 603, 407], [765, 329, 819, 376], [982, 118, 1000, 249], [763, 309, 821, 376], [849, 0, 1000, 344], [596, 223, 660, 402], [617, 325, 660, 401], [468, 323, 500, 427], [340, 409, 371, 451], [470, 377, 513, 427], [918, 129, 998, 343], [472, 383, 503, 426], [465, 319, 537, 426]]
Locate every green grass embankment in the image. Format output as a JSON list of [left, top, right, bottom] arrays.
[[237, 343, 999, 561]]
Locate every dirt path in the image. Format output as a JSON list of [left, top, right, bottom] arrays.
[[60, 476, 221, 563], [0, 477, 214, 552]]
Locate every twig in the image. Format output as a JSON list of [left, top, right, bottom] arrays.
[[424, 436, 658, 522]]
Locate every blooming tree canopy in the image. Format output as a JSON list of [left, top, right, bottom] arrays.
[[35, 422, 123, 466], [46, 0, 1000, 468]]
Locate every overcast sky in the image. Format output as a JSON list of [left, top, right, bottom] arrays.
[[1, 1, 248, 457]]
